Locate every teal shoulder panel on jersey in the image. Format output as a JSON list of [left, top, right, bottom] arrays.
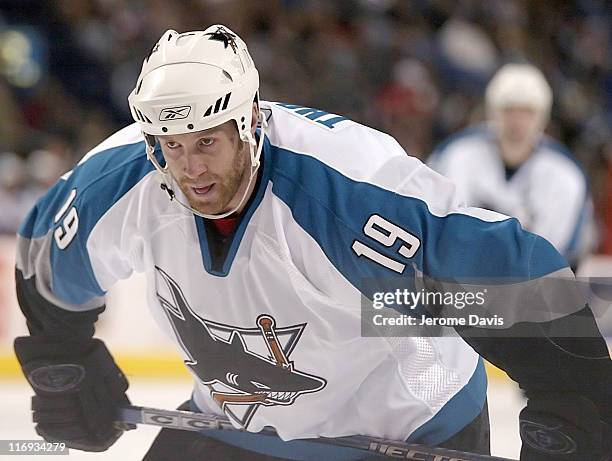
[[268, 143, 567, 287], [18, 140, 155, 305]]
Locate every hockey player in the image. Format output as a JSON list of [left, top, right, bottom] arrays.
[[13, 26, 611, 460], [428, 63, 595, 270]]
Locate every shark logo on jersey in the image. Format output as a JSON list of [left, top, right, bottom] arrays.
[[155, 266, 327, 428]]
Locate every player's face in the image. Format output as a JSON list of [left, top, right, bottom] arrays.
[[158, 120, 250, 215], [498, 106, 540, 145], [496, 106, 542, 166]]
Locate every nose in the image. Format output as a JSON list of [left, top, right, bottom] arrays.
[[183, 147, 207, 179]]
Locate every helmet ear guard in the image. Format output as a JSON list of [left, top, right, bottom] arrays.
[[128, 25, 265, 219], [142, 132, 169, 175]]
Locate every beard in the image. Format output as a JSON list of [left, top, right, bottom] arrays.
[[177, 142, 249, 216]]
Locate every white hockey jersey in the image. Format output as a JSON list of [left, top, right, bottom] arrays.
[[428, 125, 594, 266], [17, 102, 571, 460]]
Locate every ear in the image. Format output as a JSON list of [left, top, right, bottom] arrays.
[[250, 102, 259, 137]]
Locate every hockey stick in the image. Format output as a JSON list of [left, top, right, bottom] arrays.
[[117, 405, 515, 461]]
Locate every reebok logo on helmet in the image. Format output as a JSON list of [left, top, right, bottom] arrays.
[[159, 106, 191, 121]]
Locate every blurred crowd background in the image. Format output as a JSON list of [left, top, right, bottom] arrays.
[[0, 0, 611, 250]]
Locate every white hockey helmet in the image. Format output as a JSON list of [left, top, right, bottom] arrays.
[[127, 25, 265, 219], [128, 25, 259, 142], [485, 63, 553, 125]]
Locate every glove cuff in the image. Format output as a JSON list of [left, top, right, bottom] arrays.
[[14, 336, 97, 365]]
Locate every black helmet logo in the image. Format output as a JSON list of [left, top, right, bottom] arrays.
[[204, 26, 238, 53]]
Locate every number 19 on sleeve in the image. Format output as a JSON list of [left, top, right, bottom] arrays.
[[351, 214, 420, 274]]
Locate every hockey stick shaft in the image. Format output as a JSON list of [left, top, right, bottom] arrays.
[[117, 405, 515, 461]]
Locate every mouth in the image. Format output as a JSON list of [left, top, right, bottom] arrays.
[[192, 184, 214, 195], [253, 390, 298, 402]]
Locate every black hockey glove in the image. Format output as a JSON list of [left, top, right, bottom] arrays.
[[14, 336, 132, 452], [519, 392, 612, 461]]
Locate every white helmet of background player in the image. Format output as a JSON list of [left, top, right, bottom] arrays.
[[128, 24, 265, 219], [485, 63, 553, 165], [485, 63, 552, 125]]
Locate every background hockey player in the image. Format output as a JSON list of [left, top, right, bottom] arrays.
[[428, 63, 595, 270], [13, 26, 611, 461]]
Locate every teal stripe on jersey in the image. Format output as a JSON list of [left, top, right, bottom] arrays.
[[268, 144, 567, 284], [18, 141, 154, 305]]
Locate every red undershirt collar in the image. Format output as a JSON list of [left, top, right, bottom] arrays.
[[210, 217, 239, 237]]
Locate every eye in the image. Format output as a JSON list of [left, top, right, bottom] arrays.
[[199, 138, 214, 147], [250, 381, 270, 389], [165, 140, 180, 149]]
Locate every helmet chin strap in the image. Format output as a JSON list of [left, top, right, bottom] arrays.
[[146, 112, 267, 220]]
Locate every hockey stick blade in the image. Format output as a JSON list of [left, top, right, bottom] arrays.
[[117, 405, 515, 461]]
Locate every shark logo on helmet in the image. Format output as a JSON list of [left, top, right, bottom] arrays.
[[155, 266, 327, 428], [204, 26, 238, 53]]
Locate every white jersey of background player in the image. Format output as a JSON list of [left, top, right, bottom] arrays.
[[428, 64, 595, 268], [14, 26, 611, 461]]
